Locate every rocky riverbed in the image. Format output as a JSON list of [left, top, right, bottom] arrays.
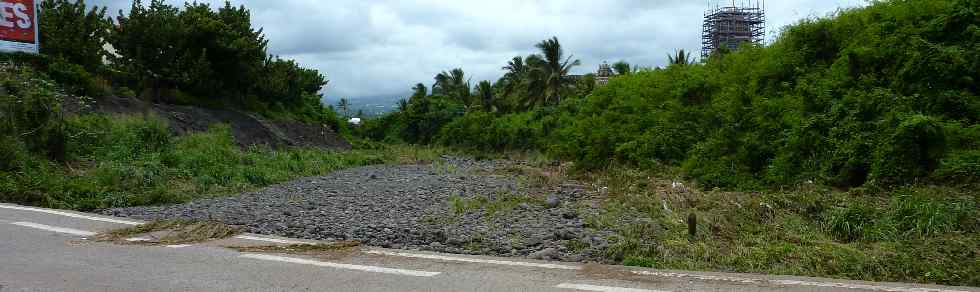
[[106, 156, 614, 262]]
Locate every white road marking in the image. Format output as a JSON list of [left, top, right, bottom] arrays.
[[239, 253, 440, 277], [365, 249, 580, 270], [555, 283, 669, 292], [234, 235, 309, 245], [769, 280, 971, 292], [0, 204, 142, 225], [10, 222, 96, 237], [634, 271, 970, 292], [126, 237, 152, 242], [633, 271, 763, 284], [165, 244, 191, 248]]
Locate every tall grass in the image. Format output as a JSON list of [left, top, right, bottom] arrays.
[[1, 113, 388, 211]]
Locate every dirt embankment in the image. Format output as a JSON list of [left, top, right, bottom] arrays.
[[69, 96, 351, 150]]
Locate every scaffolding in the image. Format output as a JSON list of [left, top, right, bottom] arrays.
[[701, 1, 766, 58]]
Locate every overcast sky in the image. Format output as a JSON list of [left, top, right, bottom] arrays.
[[88, 0, 868, 101]]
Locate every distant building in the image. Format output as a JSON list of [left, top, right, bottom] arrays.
[[595, 62, 613, 86], [701, 2, 766, 58]]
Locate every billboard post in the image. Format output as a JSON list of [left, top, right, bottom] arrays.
[[0, 0, 38, 54]]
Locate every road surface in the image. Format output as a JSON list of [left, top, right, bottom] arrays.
[[1, 203, 977, 292]]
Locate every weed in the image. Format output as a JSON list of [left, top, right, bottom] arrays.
[[97, 220, 241, 244]]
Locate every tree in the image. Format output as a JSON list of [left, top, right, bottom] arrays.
[[337, 98, 350, 118], [39, 0, 112, 72], [433, 68, 471, 106], [474, 80, 494, 111], [612, 61, 632, 75], [668, 49, 694, 66], [411, 83, 427, 100], [530, 37, 580, 106], [110, 0, 184, 103]]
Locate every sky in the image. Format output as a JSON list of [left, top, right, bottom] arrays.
[[88, 0, 869, 102]]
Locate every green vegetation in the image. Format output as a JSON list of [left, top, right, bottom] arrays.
[[357, 0, 980, 286], [365, 0, 979, 190], [0, 65, 393, 211], [585, 165, 978, 286]]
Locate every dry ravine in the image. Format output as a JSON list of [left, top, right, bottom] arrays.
[[105, 156, 614, 262]]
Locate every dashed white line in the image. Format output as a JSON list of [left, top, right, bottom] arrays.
[[633, 271, 971, 292], [239, 253, 441, 277], [234, 235, 310, 245], [0, 204, 142, 225], [10, 222, 96, 237], [555, 283, 669, 292], [165, 244, 192, 248], [126, 237, 152, 242], [365, 249, 580, 270]]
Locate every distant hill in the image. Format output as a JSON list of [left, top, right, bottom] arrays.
[[322, 94, 405, 117]]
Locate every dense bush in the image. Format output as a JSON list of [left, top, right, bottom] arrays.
[[556, 0, 980, 188], [0, 65, 380, 210]]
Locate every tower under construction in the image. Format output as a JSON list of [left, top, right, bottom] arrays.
[[701, 1, 766, 58]]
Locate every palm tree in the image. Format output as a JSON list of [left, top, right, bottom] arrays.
[[531, 37, 580, 106], [337, 98, 350, 118], [397, 99, 408, 112], [474, 80, 494, 111], [434, 68, 471, 106], [668, 49, 693, 66]]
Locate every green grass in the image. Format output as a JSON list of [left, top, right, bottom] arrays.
[[0, 113, 452, 211], [585, 164, 980, 286], [448, 192, 540, 217]]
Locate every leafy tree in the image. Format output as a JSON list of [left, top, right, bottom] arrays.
[[39, 0, 112, 72], [411, 83, 427, 100], [110, 0, 184, 102], [612, 61, 632, 75]]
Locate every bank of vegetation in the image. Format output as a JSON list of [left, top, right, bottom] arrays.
[[358, 0, 979, 286], [0, 0, 379, 210]]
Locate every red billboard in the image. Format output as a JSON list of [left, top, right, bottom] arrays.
[[0, 0, 38, 53]]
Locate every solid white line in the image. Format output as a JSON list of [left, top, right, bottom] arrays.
[[555, 283, 669, 292], [365, 250, 580, 270], [633, 271, 970, 292], [0, 204, 142, 225], [10, 222, 96, 237], [633, 271, 763, 284], [234, 235, 310, 245], [239, 253, 440, 277], [769, 280, 971, 292], [126, 237, 152, 242], [165, 244, 191, 248]]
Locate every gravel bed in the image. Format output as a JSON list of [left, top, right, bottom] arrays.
[[105, 157, 613, 262]]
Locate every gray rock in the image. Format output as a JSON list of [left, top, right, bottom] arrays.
[[545, 195, 561, 208], [103, 158, 605, 263], [529, 248, 559, 260]]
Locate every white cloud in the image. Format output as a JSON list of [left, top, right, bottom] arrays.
[[88, 0, 868, 100]]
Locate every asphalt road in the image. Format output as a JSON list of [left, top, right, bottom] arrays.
[[1, 203, 977, 292]]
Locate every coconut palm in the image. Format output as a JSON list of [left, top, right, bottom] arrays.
[[433, 68, 471, 106], [397, 98, 408, 111], [668, 49, 694, 66], [474, 80, 494, 111], [530, 37, 580, 106]]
